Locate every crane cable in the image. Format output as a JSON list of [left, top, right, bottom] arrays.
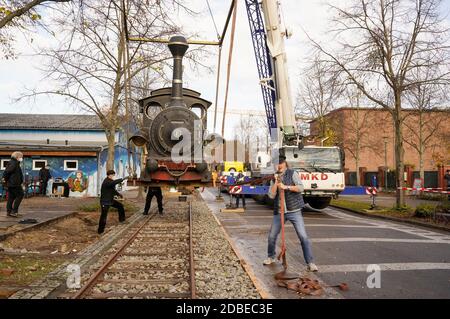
[[205, 0, 221, 40], [213, 46, 223, 133], [206, 0, 222, 134], [208, 0, 237, 134], [221, 0, 238, 138]]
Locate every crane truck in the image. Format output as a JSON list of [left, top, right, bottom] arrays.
[[240, 0, 345, 209]]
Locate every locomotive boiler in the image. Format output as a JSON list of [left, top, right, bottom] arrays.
[[130, 36, 212, 186]]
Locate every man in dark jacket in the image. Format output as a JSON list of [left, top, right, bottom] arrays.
[[2, 151, 24, 217], [98, 170, 127, 234], [39, 165, 52, 196], [143, 187, 163, 215], [235, 172, 246, 209]]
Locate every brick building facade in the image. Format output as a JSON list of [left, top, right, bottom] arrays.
[[308, 107, 450, 188]]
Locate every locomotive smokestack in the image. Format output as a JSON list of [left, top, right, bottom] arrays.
[[168, 36, 189, 107]]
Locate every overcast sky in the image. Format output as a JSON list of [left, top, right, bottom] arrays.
[[0, 0, 449, 138]]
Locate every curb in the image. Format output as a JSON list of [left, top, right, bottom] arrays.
[[329, 205, 450, 233], [209, 210, 273, 300], [197, 189, 274, 299]]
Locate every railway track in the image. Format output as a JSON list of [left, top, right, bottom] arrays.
[[72, 200, 196, 299]]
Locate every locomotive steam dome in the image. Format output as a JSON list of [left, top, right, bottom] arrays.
[[149, 36, 200, 156]]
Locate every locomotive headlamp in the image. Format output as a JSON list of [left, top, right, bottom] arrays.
[[129, 129, 149, 147]]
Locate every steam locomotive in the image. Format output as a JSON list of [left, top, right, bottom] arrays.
[[130, 36, 212, 186]]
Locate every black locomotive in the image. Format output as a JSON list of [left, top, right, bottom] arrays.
[[130, 36, 212, 186]]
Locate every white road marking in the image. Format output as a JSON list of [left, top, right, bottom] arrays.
[[224, 224, 382, 229], [305, 224, 383, 228], [325, 209, 450, 242], [317, 262, 450, 273], [312, 238, 450, 244], [220, 216, 350, 221]]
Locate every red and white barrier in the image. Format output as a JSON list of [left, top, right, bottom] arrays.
[[229, 186, 242, 194], [366, 187, 377, 195]]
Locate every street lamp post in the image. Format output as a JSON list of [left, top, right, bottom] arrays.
[[383, 137, 388, 191]]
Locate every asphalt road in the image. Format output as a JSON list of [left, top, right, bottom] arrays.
[[201, 188, 450, 299]]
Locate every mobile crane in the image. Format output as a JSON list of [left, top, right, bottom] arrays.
[[237, 0, 345, 209]]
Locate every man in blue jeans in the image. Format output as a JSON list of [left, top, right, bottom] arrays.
[[263, 155, 318, 272]]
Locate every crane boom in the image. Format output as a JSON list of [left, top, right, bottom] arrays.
[[223, 0, 345, 211], [245, 0, 301, 148], [244, 0, 277, 130]]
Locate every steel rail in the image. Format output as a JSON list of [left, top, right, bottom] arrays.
[[72, 211, 158, 299], [188, 201, 197, 299], [73, 200, 196, 299]]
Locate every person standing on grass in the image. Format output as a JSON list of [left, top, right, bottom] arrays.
[[98, 170, 127, 234], [263, 155, 318, 272], [2, 151, 24, 217]]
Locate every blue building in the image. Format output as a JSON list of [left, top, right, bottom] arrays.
[[0, 114, 139, 197]]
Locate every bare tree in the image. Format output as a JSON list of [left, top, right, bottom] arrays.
[[233, 114, 269, 163], [297, 54, 342, 139], [309, 0, 450, 207], [20, 0, 201, 170], [0, 0, 71, 29], [0, 0, 70, 58], [128, 66, 163, 199], [403, 68, 449, 183]]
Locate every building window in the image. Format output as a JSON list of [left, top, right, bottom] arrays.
[[32, 160, 47, 170], [64, 160, 78, 171], [1, 159, 10, 170]]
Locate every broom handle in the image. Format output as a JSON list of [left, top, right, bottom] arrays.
[[279, 188, 287, 270]]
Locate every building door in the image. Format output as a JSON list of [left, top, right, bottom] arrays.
[[412, 171, 438, 188], [387, 171, 396, 189], [364, 172, 379, 187], [346, 172, 357, 186]]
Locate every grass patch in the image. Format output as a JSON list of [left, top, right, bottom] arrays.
[[436, 201, 450, 214], [416, 193, 448, 201], [390, 205, 414, 214], [414, 204, 437, 218], [0, 255, 65, 286], [331, 198, 448, 228], [330, 199, 373, 212], [332, 198, 415, 218], [78, 200, 139, 213]]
